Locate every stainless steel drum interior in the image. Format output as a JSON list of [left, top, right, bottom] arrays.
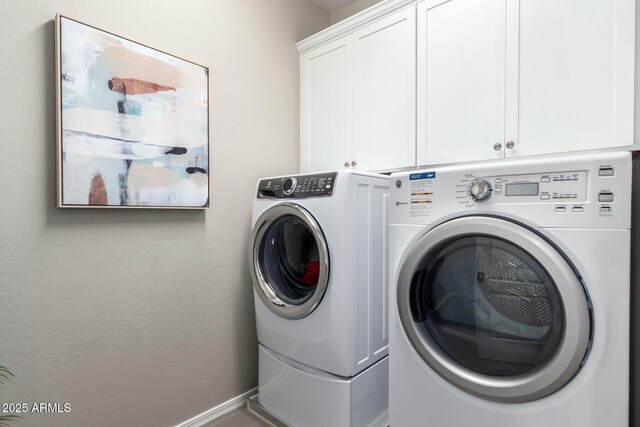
[[397, 216, 592, 403]]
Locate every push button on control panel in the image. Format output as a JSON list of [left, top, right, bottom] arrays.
[[555, 206, 566, 213], [572, 206, 584, 213], [541, 176, 551, 183], [599, 167, 614, 177], [598, 192, 614, 203], [540, 194, 550, 200]]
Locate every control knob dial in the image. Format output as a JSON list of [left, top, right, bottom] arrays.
[[467, 179, 492, 202], [282, 177, 297, 195]]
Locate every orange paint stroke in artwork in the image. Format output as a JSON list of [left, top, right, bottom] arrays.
[[108, 77, 176, 95], [88, 174, 108, 205], [101, 45, 185, 89]]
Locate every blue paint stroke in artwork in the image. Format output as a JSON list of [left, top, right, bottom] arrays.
[[111, 90, 142, 116], [61, 88, 79, 110], [62, 130, 187, 160], [119, 159, 132, 205], [86, 57, 123, 113], [124, 99, 142, 116]]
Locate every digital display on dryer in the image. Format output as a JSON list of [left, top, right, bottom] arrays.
[[506, 182, 539, 196]]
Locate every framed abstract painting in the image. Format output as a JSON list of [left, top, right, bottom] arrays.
[[55, 15, 210, 208]]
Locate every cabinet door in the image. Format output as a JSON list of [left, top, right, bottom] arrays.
[[352, 7, 416, 171], [505, 0, 635, 158], [417, 0, 506, 166], [301, 38, 352, 173]]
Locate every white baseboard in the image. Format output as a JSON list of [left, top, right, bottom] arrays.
[[174, 387, 258, 427]]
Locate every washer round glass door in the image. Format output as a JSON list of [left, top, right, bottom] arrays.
[[397, 216, 591, 403], [250, 203, 329, 319]]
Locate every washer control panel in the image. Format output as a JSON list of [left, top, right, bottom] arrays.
[[257, 173, 337, 199]]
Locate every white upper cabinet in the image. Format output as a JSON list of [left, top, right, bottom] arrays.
[[506, 0, 635, 158], [300, 38, 352, 173], [353, 8, 416, 171], [299, 4, 417, 173], [417, 0, 635, 166], [417, 0, 506, 166], [301, 0, 635, 172]]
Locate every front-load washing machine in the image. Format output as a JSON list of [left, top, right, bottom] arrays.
[[248, 170, 389, 427], [388, 151, 631, 426]]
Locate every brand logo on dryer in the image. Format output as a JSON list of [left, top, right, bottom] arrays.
[[410, 172, 436, 180]]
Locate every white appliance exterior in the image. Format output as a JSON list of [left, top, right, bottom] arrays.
[[388, 151, 631, 426], [250, 170, 389, 427], [252, 170, 389, 376], [258, 345, 388, 427]]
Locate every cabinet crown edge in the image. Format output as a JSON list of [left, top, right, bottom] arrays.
[[297, 0, 417, 54]]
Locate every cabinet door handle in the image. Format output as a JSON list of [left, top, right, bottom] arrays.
[[505, 141, 515, 149], [344, 161, 351, 168], [493, 143, 503, 151], [351, 161, 357, 167]]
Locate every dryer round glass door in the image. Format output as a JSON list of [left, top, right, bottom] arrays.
[[397, 216, 592, 403], [250, 203, 329, 319]]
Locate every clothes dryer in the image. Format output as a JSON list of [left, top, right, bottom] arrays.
[[388, 152, 631, 426]]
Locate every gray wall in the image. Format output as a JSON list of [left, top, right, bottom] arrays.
[[330, 0, 382, 24], [0, 1, 328, 426]]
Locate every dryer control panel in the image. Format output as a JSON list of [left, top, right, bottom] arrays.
[[257, 173, 337, 199], [389, 151, 631, 229], [465, 171, 588, 204]]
